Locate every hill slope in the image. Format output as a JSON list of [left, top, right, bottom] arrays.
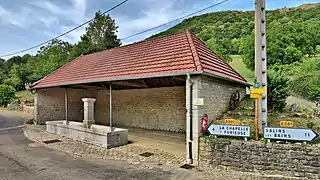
[[148, 3, 320, 63]]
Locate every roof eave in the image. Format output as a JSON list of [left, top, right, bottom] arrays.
[[30, 71, 204, 89], [202, 71, 250, 86]]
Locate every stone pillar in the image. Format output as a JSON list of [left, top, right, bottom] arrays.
[[186, 76, 204, 166], [82, 98, 96, 128], [34, 90, 40, 125]]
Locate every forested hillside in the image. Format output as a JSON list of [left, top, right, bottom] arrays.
[[150, 3, 320, 104], [150, 3, 320, 65]]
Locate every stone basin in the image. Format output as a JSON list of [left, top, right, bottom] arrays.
[[46, 120, 128, 148]]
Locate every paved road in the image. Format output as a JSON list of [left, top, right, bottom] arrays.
[[0, 113, 197, 180]]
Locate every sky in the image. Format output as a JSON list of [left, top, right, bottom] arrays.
[[0, 0, 319, 59]]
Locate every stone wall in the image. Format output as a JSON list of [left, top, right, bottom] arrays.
[[35, 76, 247, 133], [198, 76, 246, 123], [35, 86, 186, 132], [185, 76, 246, 165], [199, 137, 320, 179], [35, 88, 96, 124], [7, 104, 35, 117], [110, 87, 186, 132], [7, 104, 23, 111], [22, 105, 34, 115]]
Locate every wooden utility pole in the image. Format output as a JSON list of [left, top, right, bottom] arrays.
[[255, 0, 267, 133]]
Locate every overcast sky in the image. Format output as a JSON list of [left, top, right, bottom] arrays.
[[0, 0, 319, 59]]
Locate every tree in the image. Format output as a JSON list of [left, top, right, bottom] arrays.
[[283, 46, 303, 64], [26, 39, 73, 82], [267, 70, 290, 111], [0, 85, 16, 107], [72, 11, 121, 57], [4, 64, 31, 91], [239, 34, 255, 70], [0, 58, 6, 84], [206, 37, 232, 62], [241, 16, 320, 70]]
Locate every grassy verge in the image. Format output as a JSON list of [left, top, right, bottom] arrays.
[[229, 55, 255, 84]]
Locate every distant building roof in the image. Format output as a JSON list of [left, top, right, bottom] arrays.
[[31, 30, 247, 89]]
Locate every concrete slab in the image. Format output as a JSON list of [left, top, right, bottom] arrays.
[[46, 121, 128, 148], [124, 127, 185, 155]]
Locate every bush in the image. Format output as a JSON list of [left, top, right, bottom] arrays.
[[267, 70, 290, 111], [289, 71, 320, 101], [309, 85, 320, 101], [307, 120, 315, 129], [278, 58, 320, 101], [0, 85, 16, 107], [10, 98, 21, 105]]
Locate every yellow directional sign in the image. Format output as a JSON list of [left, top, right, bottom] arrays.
[[251, 88, 267, 94], [250, 93, 262, 99], [225, 119, 238, 125], [280, 121, 294, 127]]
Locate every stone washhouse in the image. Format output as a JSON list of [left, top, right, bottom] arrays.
[[30, 30, 249, 165]]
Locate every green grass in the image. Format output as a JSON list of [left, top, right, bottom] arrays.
[[229, 55, 255, 84], [15, 90, 34, 103]]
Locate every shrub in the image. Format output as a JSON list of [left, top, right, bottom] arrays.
[[307, 120, 315, 129], [267, 70, 290, 111], [309, 85, 320, 101], [279, 58, 320, 101], [10, 98, 21, 105], [0, 85, 16, 107], [289, 71, 320, 101]]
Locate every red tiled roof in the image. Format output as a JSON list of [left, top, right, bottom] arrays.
[[31, 30, 247, 89]]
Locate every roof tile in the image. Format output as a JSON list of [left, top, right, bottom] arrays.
[[31, 30, 246, 89]]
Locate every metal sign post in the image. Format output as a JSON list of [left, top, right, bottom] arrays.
[[251, 82, 266, 140], [255, 98, 259, 140]]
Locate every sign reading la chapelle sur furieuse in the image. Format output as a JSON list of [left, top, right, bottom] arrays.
[[207, 124, 251, 137]]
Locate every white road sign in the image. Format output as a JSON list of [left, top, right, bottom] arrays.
[[264, 127, 319, 141], [193, 98, 204, 106], [207, 124, 251, 137]]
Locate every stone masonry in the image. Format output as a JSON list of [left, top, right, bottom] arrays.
[[199, 137, 320, 179], [34, 88, 96, 124], [35, 76, 246, 132], [35, 86, 186, 132], [110, 87, 186, 132], [199, 76, 246, 122], [186, 76, 246, 165]]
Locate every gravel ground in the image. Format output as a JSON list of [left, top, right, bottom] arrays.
[[1, 110, 293, 179], [0, 112, 204, 180], [24, 125, 293, 180]]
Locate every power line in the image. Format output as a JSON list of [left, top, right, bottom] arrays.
[[1, 0, 229, 58], [0, 0, 129, 58], [120, 0, 229, 41]]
